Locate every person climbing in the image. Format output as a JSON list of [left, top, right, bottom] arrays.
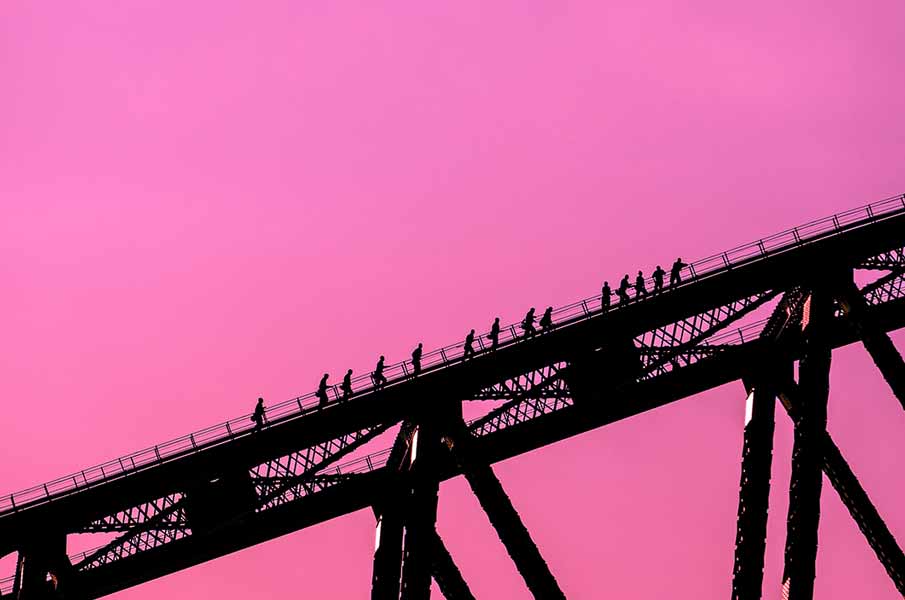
[[617, 274, 631, 304], [463, 329, 476, 360], [635, 270, 647, 299], [316, 373, 330, 407], [341, 368, 353, 401], [372, 355, 388, 388], [652, 265, 666, 294], [251, 397, 266, 430], [411, 343, 423, 376], [671, 257, 688, 286], [521, 307, 537, 337], [601, 281, 612, 312], [487, 317, 501, 350], [539, 306, 554, 332]]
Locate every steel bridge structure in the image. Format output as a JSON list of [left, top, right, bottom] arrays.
[[3, 195, 905, 600]]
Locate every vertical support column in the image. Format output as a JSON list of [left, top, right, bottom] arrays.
[[782, 289, 832, 599], [731, 367, 782, 600], [372, 495, 405, 600], [400, 420, 442, 600], [14, 534, 68, 600]]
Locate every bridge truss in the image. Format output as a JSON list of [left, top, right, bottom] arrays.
[[2, 195, 905, 599]]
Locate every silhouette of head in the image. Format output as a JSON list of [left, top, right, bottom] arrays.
[[257, 397, 263, 403], [547, 306, 552, 311], [347, 369, 352, 375], [324, 373, 328, 377], [380, 355, 385, 360], [604, 281, 608, 286], [657, 265, 661, 269], [470, 329, 475, 334], [638, 270, 643, 276], [494, 317, 499, 322]]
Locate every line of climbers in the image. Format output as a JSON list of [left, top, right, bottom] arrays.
[[251, 256, 689, 429]]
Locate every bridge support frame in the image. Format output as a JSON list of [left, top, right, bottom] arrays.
[[13, 534, 68, 600], [731, 364, 786, 600], [782, 288, 832, 599], [399, 420, 443, 600]]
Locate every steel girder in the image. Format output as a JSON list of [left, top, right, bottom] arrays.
[[858, 247, 905, 270], [74, 424, 392, 572]]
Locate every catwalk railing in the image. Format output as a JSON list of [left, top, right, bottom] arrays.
[[0, 193, 903, 519]]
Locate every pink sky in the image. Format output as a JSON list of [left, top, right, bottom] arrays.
[[2, 1, 905, 598]]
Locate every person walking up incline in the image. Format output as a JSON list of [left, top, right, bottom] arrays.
[[411, 343, 423, 376], [539, 307, 554, 332], [671, 257, 688, 286], [316, 373, 330, 407], [601, 281, 612, 312], [488, 317, 501, 350], [463, 329, 476, 360], [635, 270, 647, 299], [617, 275, 631, 305], [251, 397, 266, 431], [521, 307, 537, 338], [341, 369, 353, 401], [652, 265, 665, 294], [372, 355, 388, 389]]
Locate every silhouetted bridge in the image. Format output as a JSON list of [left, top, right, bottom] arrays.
[[3, 195, 905, 600]]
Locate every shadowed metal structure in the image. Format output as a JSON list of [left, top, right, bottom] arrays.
[[2, 194, 905, 599]]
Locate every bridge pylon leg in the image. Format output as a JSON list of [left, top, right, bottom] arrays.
[[13, 534, 69, 600], [731, 365, 785, 600], [399, 421, 442, 600], [372, 492, 405, 600], [782, 289, 832, 600]]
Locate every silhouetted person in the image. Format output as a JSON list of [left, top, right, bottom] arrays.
[[617, 275, 631, 304], [670, 257, 687, 286], [372, 355, 388, 388], [251, 397, 266, 430], [652, 265, 665, 294], [521, 307, 537, 337], [411, 343, 423, 376], [341, 369, 353, 400], [316, 373, 330, 407], [487, 317, 501, 350], [601, 282, 612, 311], [635, 270, 647, 298], [463, 329, 476, 360], [539, 306, 553, 332]]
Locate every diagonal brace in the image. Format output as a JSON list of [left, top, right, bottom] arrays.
[[447, 424, 566, 600], [835, 277, 905, 410], [778, 382, 905, 596]]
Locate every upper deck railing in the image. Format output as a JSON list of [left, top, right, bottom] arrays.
[[1, 193, 903, 519]]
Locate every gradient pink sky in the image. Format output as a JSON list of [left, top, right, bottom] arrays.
[[2, 2, 905, 598]]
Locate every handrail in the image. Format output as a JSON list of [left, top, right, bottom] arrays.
[[0, 193, 902, 518]]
